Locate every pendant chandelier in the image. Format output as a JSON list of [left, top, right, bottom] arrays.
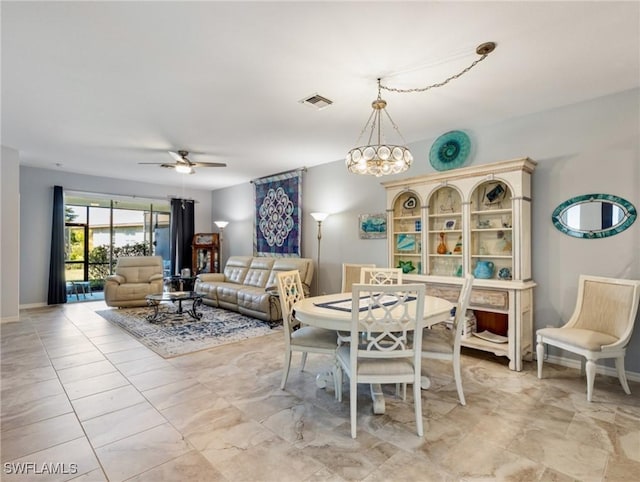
[[346, 42, 496, 177]]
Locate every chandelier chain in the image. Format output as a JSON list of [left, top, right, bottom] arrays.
[[379, 51, 490, 94]]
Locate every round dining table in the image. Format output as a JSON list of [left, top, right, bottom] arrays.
[[293, 292, 454, 414]]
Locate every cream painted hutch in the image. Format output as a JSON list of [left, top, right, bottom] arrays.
[[383, 158, 536, 371]]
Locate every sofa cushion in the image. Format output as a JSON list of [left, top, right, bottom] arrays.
[[266, 258, 314, 291], [243, 258, 275, 288], [223, 256, 253, 284], [216, 282, 242, 306], [237, 286, 271, 313]]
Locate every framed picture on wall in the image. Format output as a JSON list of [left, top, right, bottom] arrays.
[[359, 213, 387, 239]]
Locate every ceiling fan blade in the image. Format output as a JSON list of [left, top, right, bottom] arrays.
[[168, 151, 184, 162], [191, 162, 227, 167]]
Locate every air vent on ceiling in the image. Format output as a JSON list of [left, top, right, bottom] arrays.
[[299, 93, 333, 110]]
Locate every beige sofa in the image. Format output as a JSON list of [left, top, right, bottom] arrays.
[[104, 256, 164, 307], [195, 256, 314, 322]]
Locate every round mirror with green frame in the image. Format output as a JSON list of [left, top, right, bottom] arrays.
[[552, 193, 636, 239]]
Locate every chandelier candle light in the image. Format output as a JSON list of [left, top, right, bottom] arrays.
[[346, 42, 496, 177], [310, 212, 329, 295]]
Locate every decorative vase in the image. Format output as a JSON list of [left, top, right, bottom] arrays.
[[453, 235, 463, 254], [437, 232, 448, 254], [474, 260, 495, 279]]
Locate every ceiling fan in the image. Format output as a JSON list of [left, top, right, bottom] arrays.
[[139, 150, 227, 174]]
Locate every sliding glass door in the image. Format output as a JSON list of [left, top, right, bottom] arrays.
[[64, 193, 170, 298]]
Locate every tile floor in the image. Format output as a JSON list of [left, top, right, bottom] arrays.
[[1, 301, 639, 481]]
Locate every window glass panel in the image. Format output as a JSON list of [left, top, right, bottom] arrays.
[[65, 262, 84, 282], [66, 205, 86, 224], [65, 226, 85, 261]]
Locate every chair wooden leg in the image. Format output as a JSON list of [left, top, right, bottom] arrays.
[[453, 354, 466, 406], [536, 341, 544, 379], [350, 377, 357, 438], [280, 350, 292, 390], [300, 352, 308, 372], [585, 359, 596, 402], [413, 377, 423, 437], [615, 356, 631, 395]]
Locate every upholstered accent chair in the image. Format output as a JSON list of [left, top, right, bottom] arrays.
[[104, 256, 164, 308], [536, 275, 640, 402]]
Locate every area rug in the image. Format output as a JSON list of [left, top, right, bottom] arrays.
[[95, 305, 280, 358]]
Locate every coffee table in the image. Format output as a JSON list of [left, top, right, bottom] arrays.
[[145, 291, 204, 322]]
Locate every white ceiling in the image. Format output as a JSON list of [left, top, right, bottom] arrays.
[[2, 1, 639, 190]]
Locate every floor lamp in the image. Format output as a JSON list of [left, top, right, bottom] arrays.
[[310, 212, 329, 295], [214, 220, 229, 273]]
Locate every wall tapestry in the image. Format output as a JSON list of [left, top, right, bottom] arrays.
[[253, 170, 302, 257]]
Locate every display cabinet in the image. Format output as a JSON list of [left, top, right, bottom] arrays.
[[383, 158, 537, 370], [192, 233, 220, 275]]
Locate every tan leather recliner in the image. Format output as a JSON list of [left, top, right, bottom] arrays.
[[104, 256, 164, 307]]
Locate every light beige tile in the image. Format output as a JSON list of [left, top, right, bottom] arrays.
[[115, 356, 173, 377], [56, 360, 117, 384], [50, 350, 107, 370], [62, 370, 130, 400], [95, 338, 144, 354], [218, 438, 325, 482], [105, 346, 157, 364], [127, 366, 191, 391], [127, 450, 225, 482], [71, 385, 146, 421], [509, 426, 608, 481], [142, 378, 215, 410], [1, 413, 84, 463], [1, 437, 100, 481], [0, 364, 57, 390], [81, 401, 166, 448], [95, 423, 192, 481], [0, 393, 73, 432], [1, 378, 65, 409]]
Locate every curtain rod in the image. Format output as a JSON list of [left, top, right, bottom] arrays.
[[250, 167, 307, 184]]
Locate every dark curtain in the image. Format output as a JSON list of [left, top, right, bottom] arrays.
[[170, 198, 195, 275], [48, 185, 67, 304]]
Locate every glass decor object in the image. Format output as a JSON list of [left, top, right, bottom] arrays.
[[437, 232, 448, 254], [429, 130, 471, 171], [551, 193, 637, 239]]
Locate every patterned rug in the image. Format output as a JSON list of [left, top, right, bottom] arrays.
[[96, 305, 280, 358]]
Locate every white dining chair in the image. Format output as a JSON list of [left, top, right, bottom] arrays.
[[335, 283, 426, 438], [359, 267, 403, 285], [421, 274, 474, 405], [337, 267, 402, 348], [341, 263, 376, 293], [277, 270, 338, 390], [536, 275, 640, 402]]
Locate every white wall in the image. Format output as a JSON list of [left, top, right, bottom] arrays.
[[1, 146, 21, 321], [19, 167, 214, 306], [212, 88, 640, 372]]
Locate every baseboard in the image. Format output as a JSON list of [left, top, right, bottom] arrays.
[[543, 354, 640, 383], [19, 302, 48, 310], [1, 315, 20, 323]]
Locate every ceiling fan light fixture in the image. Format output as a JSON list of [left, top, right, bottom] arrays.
[[175, 164, 193, 174]]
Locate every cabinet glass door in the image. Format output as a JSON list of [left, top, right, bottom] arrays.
[[470, 181, 513, 280], [392, 191, 422, 275], [427, 186, 463, 276]]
